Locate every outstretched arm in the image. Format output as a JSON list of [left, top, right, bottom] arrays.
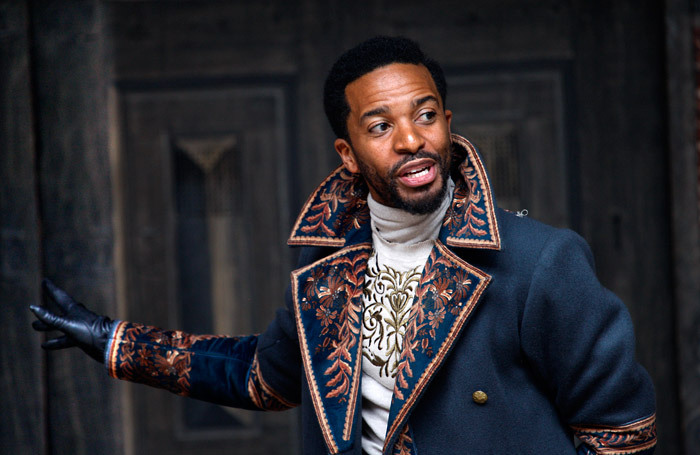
[[29, 279, 301, 411]]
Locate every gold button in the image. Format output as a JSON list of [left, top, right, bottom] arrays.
[[472, 390, 488, 404]]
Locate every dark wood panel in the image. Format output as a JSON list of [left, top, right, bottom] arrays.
[[666, 0, 700, 453], [448, 66, 571, 227], [119, 83, 298, 454], [572, 1, 681, 453], [0, 2, 45, 454], [28, 2, 123, 454], [373, 0, 574, 64], [106, 1, 302, 78]]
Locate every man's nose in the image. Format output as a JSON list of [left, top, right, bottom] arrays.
[[393, 121, 424, 154]]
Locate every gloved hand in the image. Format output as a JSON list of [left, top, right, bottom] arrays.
[[30, 278, 116, 363]]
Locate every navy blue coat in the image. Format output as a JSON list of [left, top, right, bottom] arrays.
[[106, 135, 656, 454]]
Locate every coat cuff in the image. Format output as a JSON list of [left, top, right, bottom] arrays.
[[572, 413, 657, 454], [103, 319, 122, 368]]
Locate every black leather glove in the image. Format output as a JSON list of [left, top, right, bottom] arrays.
[[30, 278, 116, 363]]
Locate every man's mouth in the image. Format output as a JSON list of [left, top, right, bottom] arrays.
[[404, 166, 431, 178], [397, 160, 438, 188]]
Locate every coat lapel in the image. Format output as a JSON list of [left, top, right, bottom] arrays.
[[288, 166, 370, 247], [291, 244, 373, 454], [440, 134, 501, 250], [383, 240, 492, 454]]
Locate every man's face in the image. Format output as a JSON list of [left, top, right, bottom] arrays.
[[334, 63, 453, 214]]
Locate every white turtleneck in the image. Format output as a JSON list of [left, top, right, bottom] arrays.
[[361, 178, 454, 455]]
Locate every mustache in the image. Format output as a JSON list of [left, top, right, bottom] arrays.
[[389, 150, 444, 177]]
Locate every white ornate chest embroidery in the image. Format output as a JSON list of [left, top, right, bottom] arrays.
[[362, 252, 422, 382]]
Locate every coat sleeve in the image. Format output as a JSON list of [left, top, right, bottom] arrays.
[[104, 285, 302, 411], [520, 228, 657, 454], [104, 246, 333, 411]]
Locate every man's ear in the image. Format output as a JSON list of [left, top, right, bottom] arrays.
[[445, 108, 452, 133], [334, 138, 359, 174]]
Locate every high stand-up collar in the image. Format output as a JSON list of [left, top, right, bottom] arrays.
[[288, 134, 501, 251]]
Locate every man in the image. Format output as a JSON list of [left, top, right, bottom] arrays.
[[31, 36, 656, 454]]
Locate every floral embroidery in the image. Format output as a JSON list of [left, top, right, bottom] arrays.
[[316, 305, 338, 328], [431, 277, 453, 308], [572, 414, 657, 454], [428, 307, 445, 330], [289, 167, 369, 245], [393, 248, 460, 400], [445, 166, 487, 238], [318, 275, 345, 310], [110, 322, 295, 411], [391, 424, 416, 455], [292, 245, 372, 452], [302, 171, 356, 236], [362, 255, 422, 379], [320, 254, 367, 401], [451, 270, 473, 312], [302, 267, 325, 306], [440, 135, 500, 249], [338, 204, 370, 234], [109, 322, 220, 396]]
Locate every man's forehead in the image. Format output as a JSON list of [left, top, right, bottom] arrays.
[[344, 63, 440, 113]]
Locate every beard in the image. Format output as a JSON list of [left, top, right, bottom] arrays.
[[356, 149, 451, 215]]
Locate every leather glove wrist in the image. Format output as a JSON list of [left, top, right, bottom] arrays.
[[30, 278, 116, 363]]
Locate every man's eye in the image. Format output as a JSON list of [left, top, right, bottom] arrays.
[[418, 111, 436, 122], [369, 122, 390, 133]]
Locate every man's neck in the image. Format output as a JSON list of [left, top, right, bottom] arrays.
[[367, 178, 454, 246]]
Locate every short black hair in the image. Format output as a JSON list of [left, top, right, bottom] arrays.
[[323, 36, 448, 140]]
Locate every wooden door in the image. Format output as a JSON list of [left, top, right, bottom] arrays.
[[448, 64, 572, 227], [117, 81, 297, 454]]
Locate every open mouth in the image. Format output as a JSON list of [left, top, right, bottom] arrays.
[[404, 166, 431, 179], [398, 161, 437, 188]]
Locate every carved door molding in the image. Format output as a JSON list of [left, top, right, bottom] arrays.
[[116, 78, 298, 454], [447, 64, 573, 228]]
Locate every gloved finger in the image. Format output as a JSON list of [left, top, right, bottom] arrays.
[[42, 278, 76, 311], [31, 319, 54, 332], [29, 305, 68, 331], [41, 336, 77, 350]]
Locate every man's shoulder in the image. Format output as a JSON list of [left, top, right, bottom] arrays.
[[491, 207, 592, 266], [497, 207, 557, 242]]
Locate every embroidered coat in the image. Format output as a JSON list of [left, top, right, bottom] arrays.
[[106, 135, 656, 455]]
